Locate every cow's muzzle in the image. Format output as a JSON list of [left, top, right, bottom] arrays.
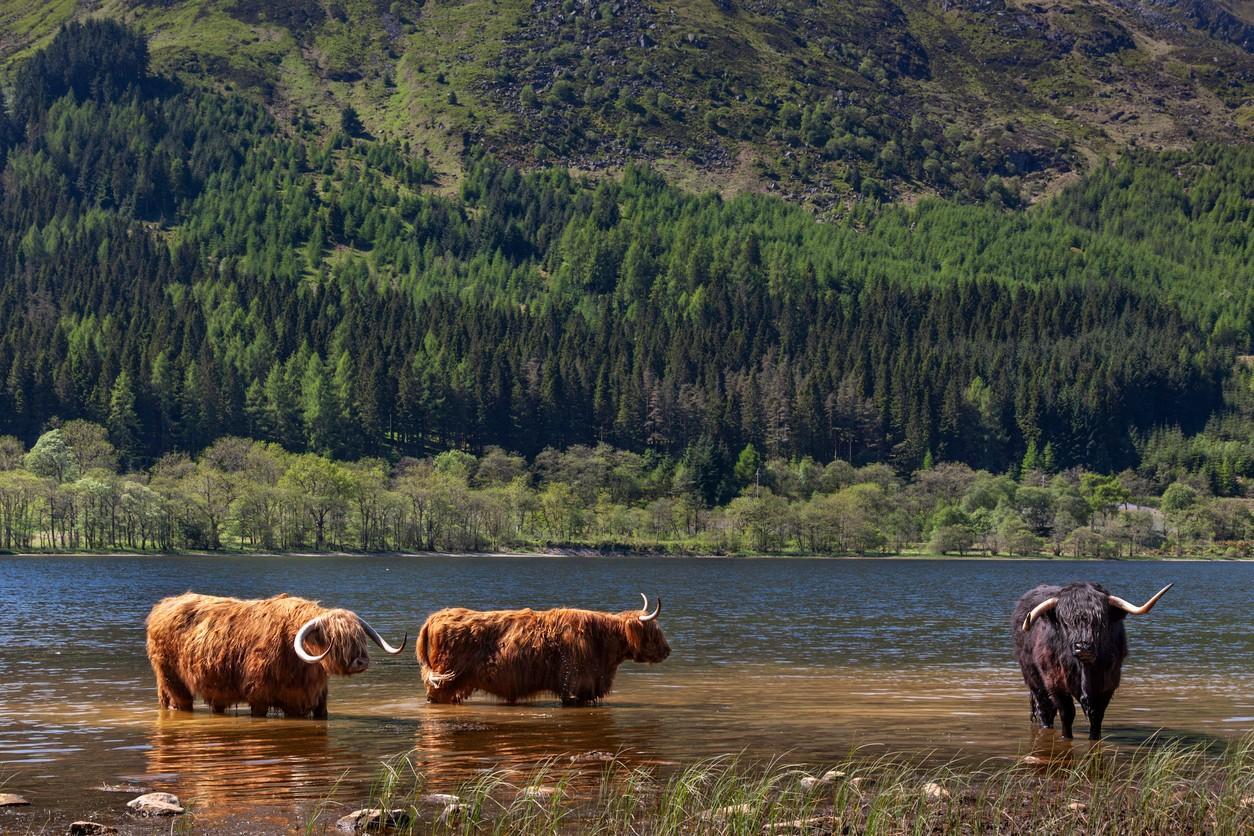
[[1072, 642, 1096, 663]]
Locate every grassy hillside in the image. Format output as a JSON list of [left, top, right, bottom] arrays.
[[0, 0, 1249, 205]]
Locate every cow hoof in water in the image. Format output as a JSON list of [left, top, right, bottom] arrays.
[[126, 792, 184, 816]]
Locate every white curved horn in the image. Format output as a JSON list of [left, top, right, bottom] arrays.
[[1021, 597, 1058, 632], [358, 616, 406, 655], [294, 616, 329, 663], [1109, 583, 1173, 616], [639, 593, 661, 622]]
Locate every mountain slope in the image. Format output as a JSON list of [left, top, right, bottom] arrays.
[[1, 0, 1249, 204], [0, 22, 1248, 479]]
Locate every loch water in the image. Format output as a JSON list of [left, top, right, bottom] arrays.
[[0, 554, 1250, 832]]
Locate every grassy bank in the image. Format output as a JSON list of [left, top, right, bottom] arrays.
[[302, 738, 1254, 835]]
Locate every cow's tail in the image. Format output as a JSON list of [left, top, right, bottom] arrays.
[[416, 622, 457, 688]]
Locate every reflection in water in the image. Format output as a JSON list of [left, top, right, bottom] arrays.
[[411, 703, 655, 798], [145, 712, 336, 804], [0, 555, 1250, 831]]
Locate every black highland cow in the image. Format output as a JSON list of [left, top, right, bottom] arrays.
[[1013, 582, 1172, 739]]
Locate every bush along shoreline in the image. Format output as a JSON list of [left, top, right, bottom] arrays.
[[2, 426, 1253, 560], [296, 739, 1254, 835]]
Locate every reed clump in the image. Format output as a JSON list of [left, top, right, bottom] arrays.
[[310, 735, 1254, 835]]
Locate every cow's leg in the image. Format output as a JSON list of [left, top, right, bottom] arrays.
[[1031, 689, 1056, 728], [153, 665, 194, 711], [312, 688, 328, 720], [1051, 691, 1076, 739], [249, 703, 269, 718], [1086, 692, 1113, 740], [210, 703, 228, 715]]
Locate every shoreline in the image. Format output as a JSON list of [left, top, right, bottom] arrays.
[[1, 548, 1249, 562]]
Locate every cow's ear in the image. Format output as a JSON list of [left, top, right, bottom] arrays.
[[623, 618, 643, 651]]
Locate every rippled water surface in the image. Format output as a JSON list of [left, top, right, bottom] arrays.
[[0, 555, 1250, 832]]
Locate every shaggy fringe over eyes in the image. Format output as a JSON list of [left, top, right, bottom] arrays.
[[1056, 584, 1119, 651], [316, 608, 369, 672]]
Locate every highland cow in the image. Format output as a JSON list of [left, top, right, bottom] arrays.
[[416, 594, 671, 706], [1013, 581, 1172, 739], [145, 592, 405, 719]]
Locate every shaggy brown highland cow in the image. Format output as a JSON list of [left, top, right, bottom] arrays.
[[145, 592, 405, 719], [416, 594, 671, 706]]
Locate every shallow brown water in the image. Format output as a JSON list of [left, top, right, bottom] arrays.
[[0, 555, 1250, 833]]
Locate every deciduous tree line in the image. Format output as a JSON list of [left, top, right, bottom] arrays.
[[2, 427, 1249, 558]]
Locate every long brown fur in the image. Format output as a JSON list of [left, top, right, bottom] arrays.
[[416, 606, 671, 706], [145, 592, 373, 719]]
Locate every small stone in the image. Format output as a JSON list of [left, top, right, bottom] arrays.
[[438, 803, 469, 825], [95, 784, 147, 794], [1020, 755, 1047, 765], [922, 782, 950, 800], [699, 802, 753, 821], [766, 816, 836, 833], [569, 750, 616, 763], [521, 785, 557, 799], [801, 769, 847, 789], [127, 792, 183, 816], [0, 793, 29, 807], [68, 824, 118, 836], [1067, 801, 1087, 812], [334, 808, 410, 832]]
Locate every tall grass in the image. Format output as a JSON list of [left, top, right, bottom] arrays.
[[308, 736, 1254, 834]]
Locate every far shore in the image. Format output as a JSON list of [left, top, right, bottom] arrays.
[[2, 548, 1249, 562]]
